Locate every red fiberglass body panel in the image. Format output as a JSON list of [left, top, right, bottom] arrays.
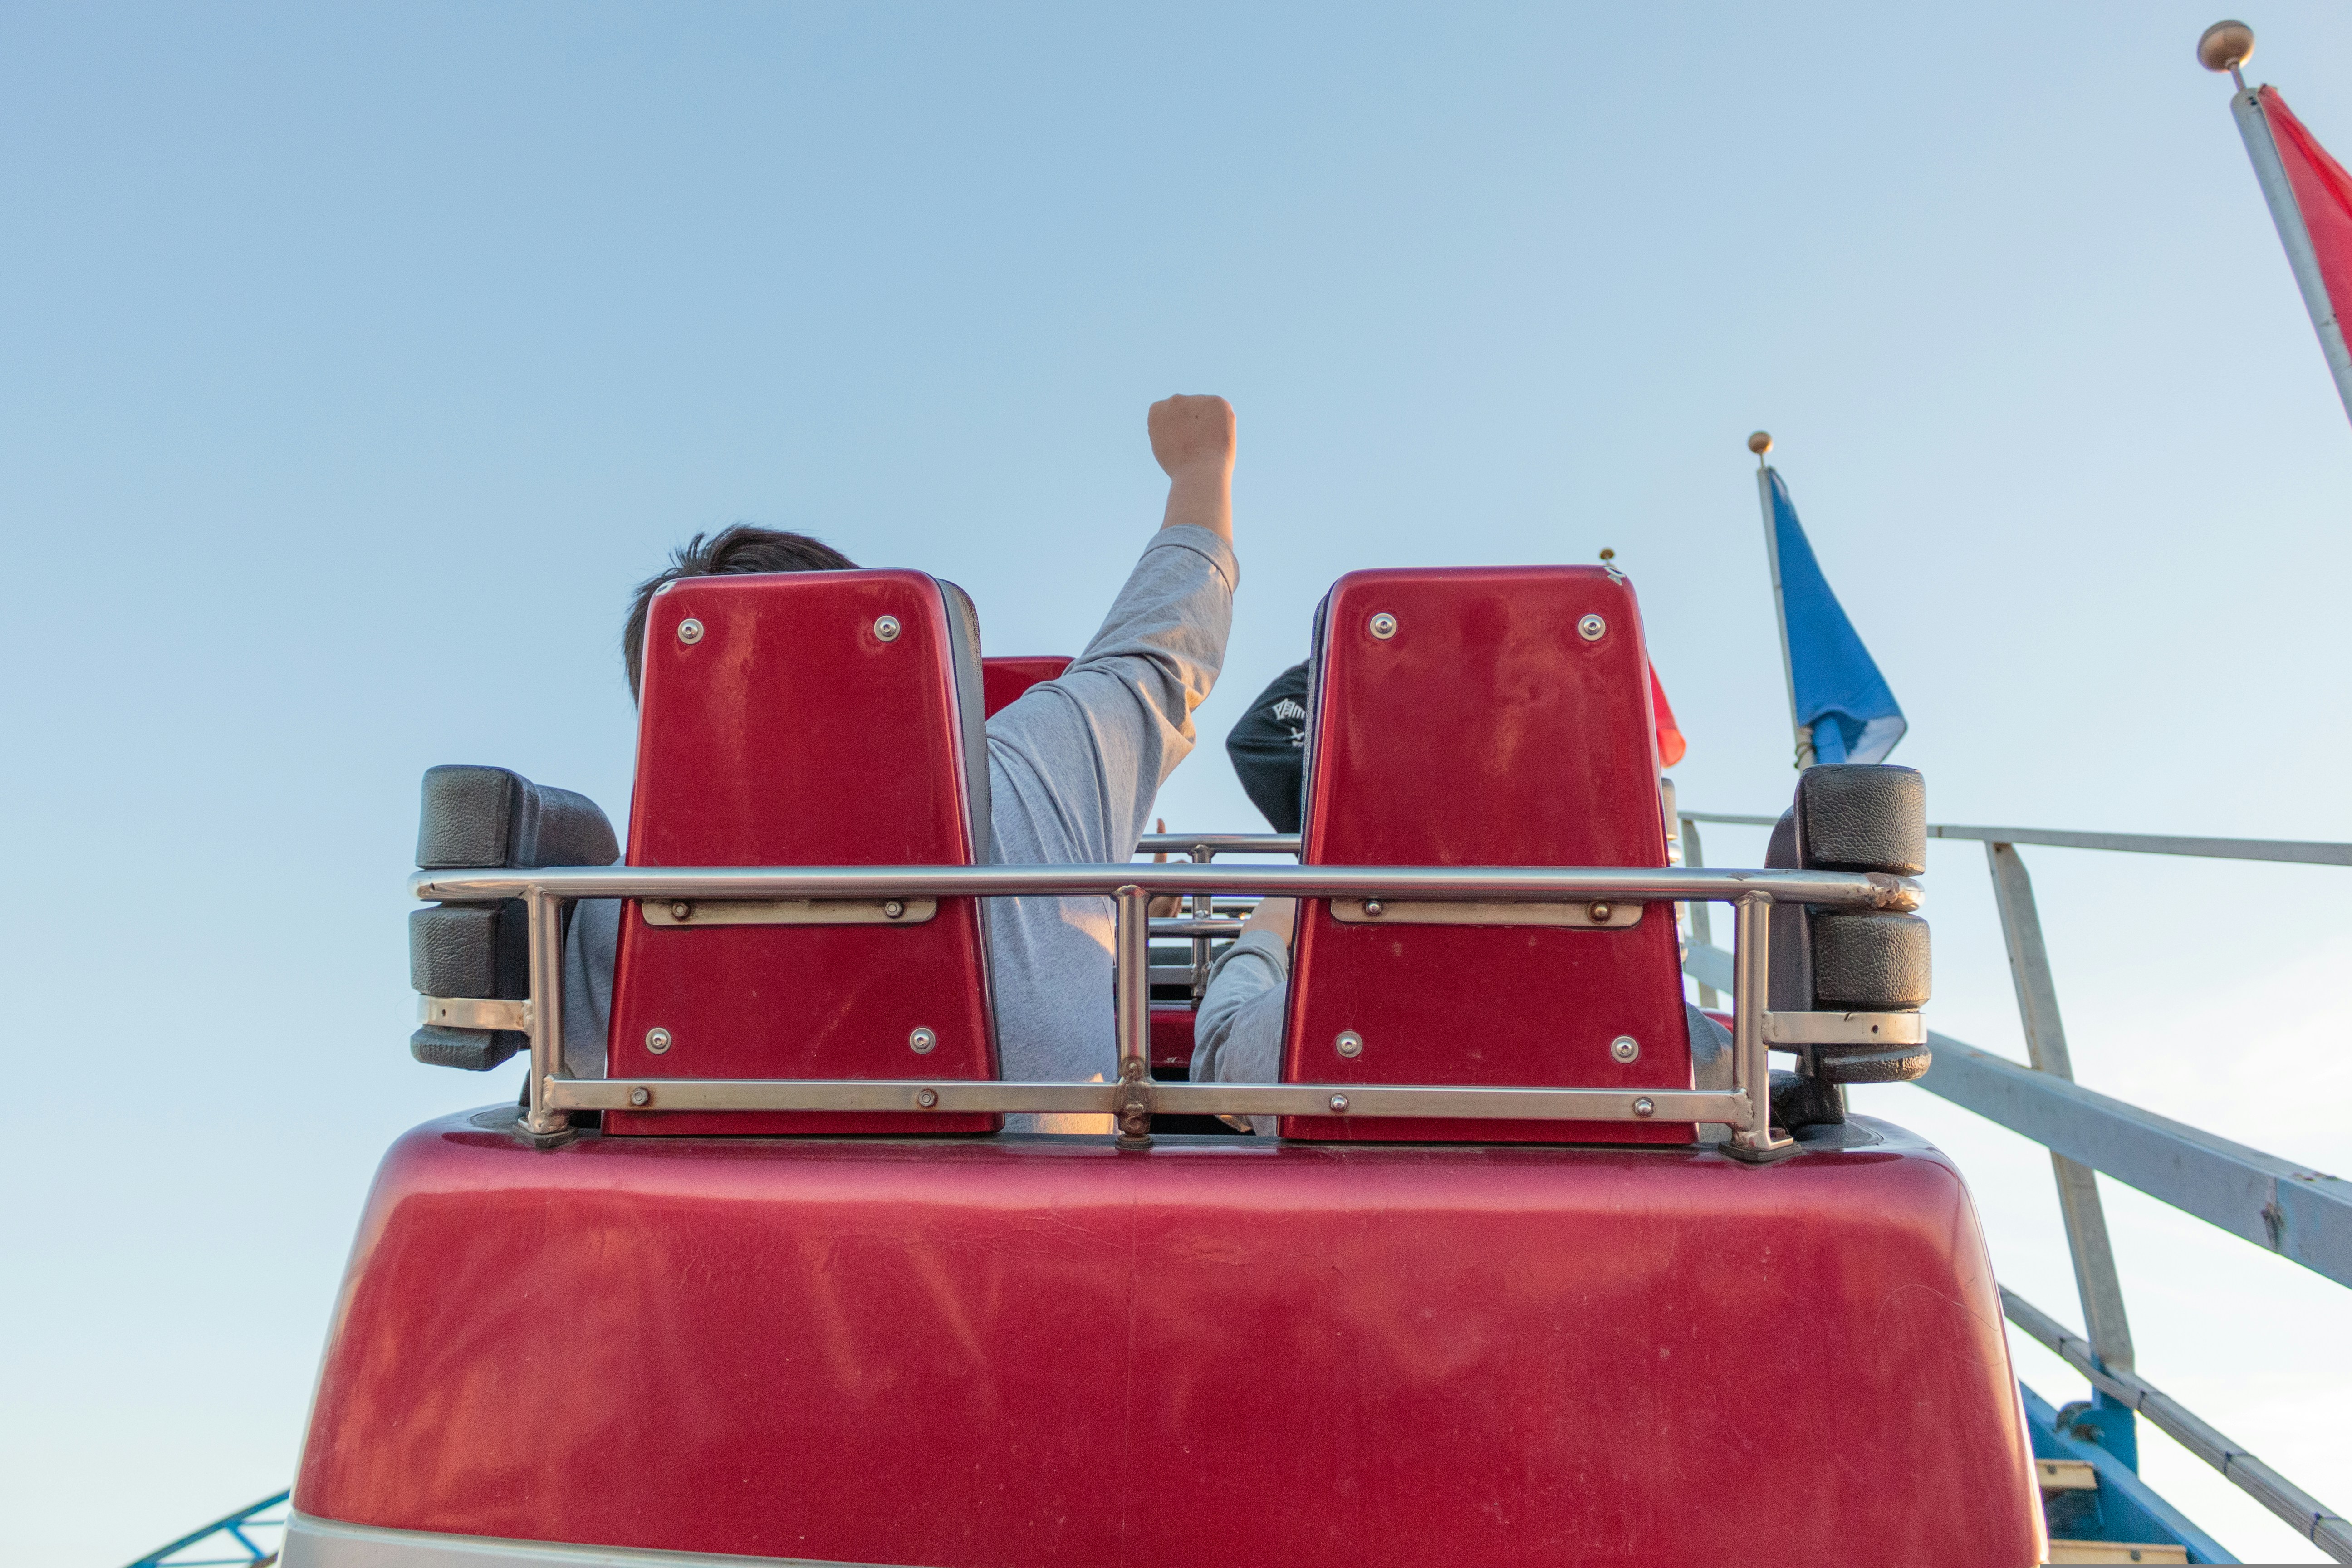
[[609, 570, 996, 1136], [1282, 567, 1690, 1142], [296, 1113, 2043, 1568], [980, 655, 1072, 717]]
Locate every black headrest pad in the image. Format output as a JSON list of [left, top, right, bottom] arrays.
[[1794, 764, 1926, 877], [416, 765, 619, 870]]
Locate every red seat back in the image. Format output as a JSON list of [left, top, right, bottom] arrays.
[[1278, 567, 1693, 1142], [981, 655, 1072, 717], [605, 570, 998, 1136]]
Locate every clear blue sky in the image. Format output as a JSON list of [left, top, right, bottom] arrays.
[[4, 4, 2346, 1562]]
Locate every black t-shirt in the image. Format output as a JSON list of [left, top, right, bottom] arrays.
[[1225, 661, 1309, 833]]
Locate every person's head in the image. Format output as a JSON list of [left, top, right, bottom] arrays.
[[622, 524, 857, 701]]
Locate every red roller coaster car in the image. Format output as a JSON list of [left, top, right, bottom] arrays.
[[284, 565, 2036, 1568]]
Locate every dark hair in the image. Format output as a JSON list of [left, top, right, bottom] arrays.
[[622, 524, 857, 700]]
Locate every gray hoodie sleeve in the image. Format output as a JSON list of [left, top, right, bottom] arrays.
[[984, 524, 1238, 868], [1190, 928, 1290, 1136], [1191, 930, 1289, 1084], [982, 524, 1239, 1100], [561, 897, 619, 1079]]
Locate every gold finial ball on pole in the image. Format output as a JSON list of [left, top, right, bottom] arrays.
[[1747, 431, 1774, 456], [1598, 548, 1615, 563], [2198, 20, 2255, 73]]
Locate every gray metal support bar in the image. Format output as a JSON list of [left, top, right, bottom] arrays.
[[1679, 940, 2352, 1287], [1112, 882, 1153, 1142], [1986, 842, 2136, 1377], [1920, 1030, 2352, 1286], [1682, 940, 1735, 997], [1676, 812, 2352, 866], [523, 887, 567, 1139], [1189, 843, 1215, 1000], [1933, 823, 2352, 866], [1136, 832, 1300, 858], [1678, 816, 1722, 1009], [1728, 894, 1788, 1156], [2005, 1288, 2352, 1562]]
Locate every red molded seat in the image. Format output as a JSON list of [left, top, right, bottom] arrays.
[[605, 569, 998, 1136], [1279, 566, 1694, 1142], [981, 654, 1073, 717], [1149, 1002, 1196, 1072]]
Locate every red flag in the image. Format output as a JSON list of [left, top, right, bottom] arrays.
[[2232, 86, 2352, 418], [1648, 666, 1686, 768], [2262, 92, 2352, 291]]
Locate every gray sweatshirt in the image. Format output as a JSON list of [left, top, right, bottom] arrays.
[[562, 523, 1238, 1131]]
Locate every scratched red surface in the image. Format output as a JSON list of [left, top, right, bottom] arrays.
[[295, 1113, 2043, 1568], [1284, 568, 1693, 1143]]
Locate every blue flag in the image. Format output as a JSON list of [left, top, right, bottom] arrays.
[[1768, 470, 1906, 764]]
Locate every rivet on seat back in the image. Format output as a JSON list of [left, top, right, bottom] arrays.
[[1277, 566, 1695, 1143], [603, 570, 1001, 1136]]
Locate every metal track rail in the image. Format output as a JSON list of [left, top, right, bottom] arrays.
[[1681, 812, 2352, 867], [122, 1490, 288, 1568], [2003, 1290, 2352, 1562]]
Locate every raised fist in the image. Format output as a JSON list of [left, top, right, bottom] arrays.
[[1148, 394, 1237, 480]]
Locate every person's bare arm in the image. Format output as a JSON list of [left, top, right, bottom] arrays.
[[1149, 394, 1236, 543], [1239, 896, 1295, 947], [1148, 818, 1178, 919]]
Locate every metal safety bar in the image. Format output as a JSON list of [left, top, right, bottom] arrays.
[[413, 860, 1917, 1152], [411, 862, 1915, 905], [1136, 833, 1300, 857], [1137, 838, 1294, 1000], [1148, 916, 1247, 939]]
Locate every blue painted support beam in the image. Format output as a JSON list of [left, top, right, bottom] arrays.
[[2022, 1382, 2235, 1563], [122, 1490, 288, 1568], [2005, 1290, 2352, 1561], [2065, 1389, 2141, 1471]]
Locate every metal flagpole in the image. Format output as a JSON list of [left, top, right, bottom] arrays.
[[1749, 431, 1814, 769], [2203, 20, 2352, 424]]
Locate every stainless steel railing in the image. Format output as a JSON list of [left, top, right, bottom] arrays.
[[410, 859, 1919, 1153], [1135, 833, 1301, 997]]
